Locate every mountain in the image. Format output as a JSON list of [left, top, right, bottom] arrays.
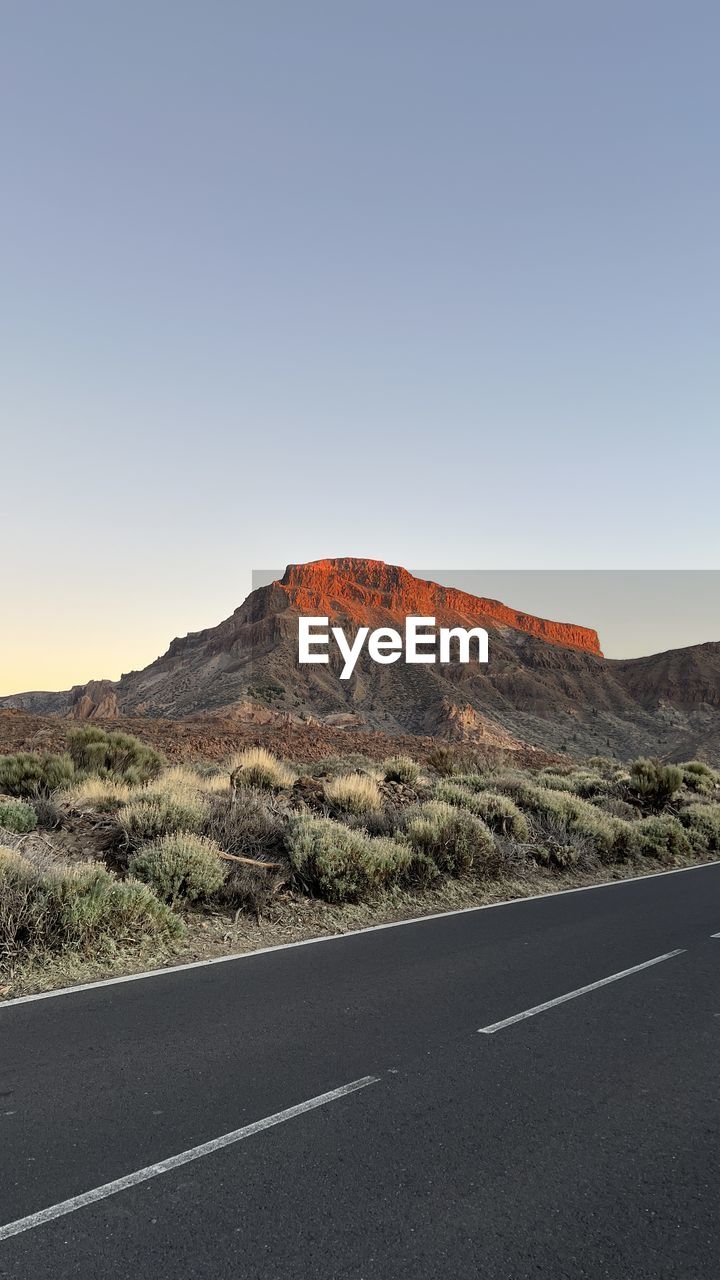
[[3, 558, 720, 762]]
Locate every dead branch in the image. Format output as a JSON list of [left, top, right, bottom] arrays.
[[217, 851, 284, 870]]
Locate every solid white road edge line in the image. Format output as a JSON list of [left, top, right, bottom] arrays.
[[2, 859, 717, 1011], [477, 948, 686, 1034], [0, 1075, 380, 1243]]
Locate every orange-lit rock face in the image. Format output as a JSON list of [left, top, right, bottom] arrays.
[[277, 559, 603, 656]]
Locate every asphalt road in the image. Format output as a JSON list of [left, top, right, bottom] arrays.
[[1, 863, 719, 1279]]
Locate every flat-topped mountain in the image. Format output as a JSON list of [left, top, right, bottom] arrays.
[[276, 559, 602, 655], [3, 558, 719, 762]]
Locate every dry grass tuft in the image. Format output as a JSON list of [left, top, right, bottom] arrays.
[[62, 777, 133, 813], [229, 748, 295, 792], [324, 773, 382, 815]]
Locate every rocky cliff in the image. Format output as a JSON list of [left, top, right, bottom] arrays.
[[2, 558, 718, 762]]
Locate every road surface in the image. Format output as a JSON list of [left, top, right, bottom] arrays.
[[1, 862, 719, 1278]]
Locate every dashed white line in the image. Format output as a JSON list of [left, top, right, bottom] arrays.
[[478, 948, 686, 1034], [0, 1076, 380, 1243]]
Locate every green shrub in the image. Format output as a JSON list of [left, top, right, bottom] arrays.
[[117, 780, 208, 844], [130, 832, 226, 904], [464, 791, 529, 840], [287, 817, 370, 901], [0, 848, 40, 957], [453, 769, 527, 795], [324, 773, 382, 815], [0, 752, 76, 797], [680, 761, 720, 794], [535, 771, 578, 793], [679, 804, 720, 852], [434, 781, 529, 840], [450, 773, 490, 793], [361, 835, 416, 889], [286, 815, 420, 902], [566, 771, 610, 799], [406, 802, 497, 878], [53, 864, 184, 947], [491, 778, 635, 862], [68, 727, 163, 785], [0, 849, 182, 960], [0, 798, 38, 833], [630, 816, 691, 861], [383, 756, 421, 786], [298, 753, 377, 779], [536, 768, 609, 798], [586, 756, 624, 778], [627, 758, 683, 812]]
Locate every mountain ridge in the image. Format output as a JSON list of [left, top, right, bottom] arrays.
[[2, 558, 719, 763]]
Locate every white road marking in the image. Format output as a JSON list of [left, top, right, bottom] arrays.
[[0, 1076, 380, 1243], [711, 932, 720, 938], [2, 860, 717, 1011], [477, 948, 686, 1034]]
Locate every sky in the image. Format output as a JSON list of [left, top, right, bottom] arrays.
[[1, 1, 719, 693]]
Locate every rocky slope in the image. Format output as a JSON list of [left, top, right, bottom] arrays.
[[3, 558, 719, 762]]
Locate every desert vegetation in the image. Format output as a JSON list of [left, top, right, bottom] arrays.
[[1, 728, 719, 993]]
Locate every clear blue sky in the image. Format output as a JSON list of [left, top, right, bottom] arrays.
[[1, 1, 718, 691]]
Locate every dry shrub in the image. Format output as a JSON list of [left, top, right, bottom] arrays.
[[592, 795, 641, 822], [199, 771, 232, 795], [426, 745, 458, 777], [342, 804, 407, 837], [428, 743, 509, 777], [229, 748, 295, 792], [528, 816, 597, 871], [216, 862, 287, 920], [325, 773, 382, 815], [62, 777, 133, 813], [202, 790, 288, 861], [383, 756, 421, 786]]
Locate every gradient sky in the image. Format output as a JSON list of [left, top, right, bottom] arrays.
[[2, 1, 719, 694]]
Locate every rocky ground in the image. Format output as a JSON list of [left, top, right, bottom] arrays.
[[0, 708, 562, 769]]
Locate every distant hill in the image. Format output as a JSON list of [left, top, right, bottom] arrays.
[[3, 558, 720, 762]]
